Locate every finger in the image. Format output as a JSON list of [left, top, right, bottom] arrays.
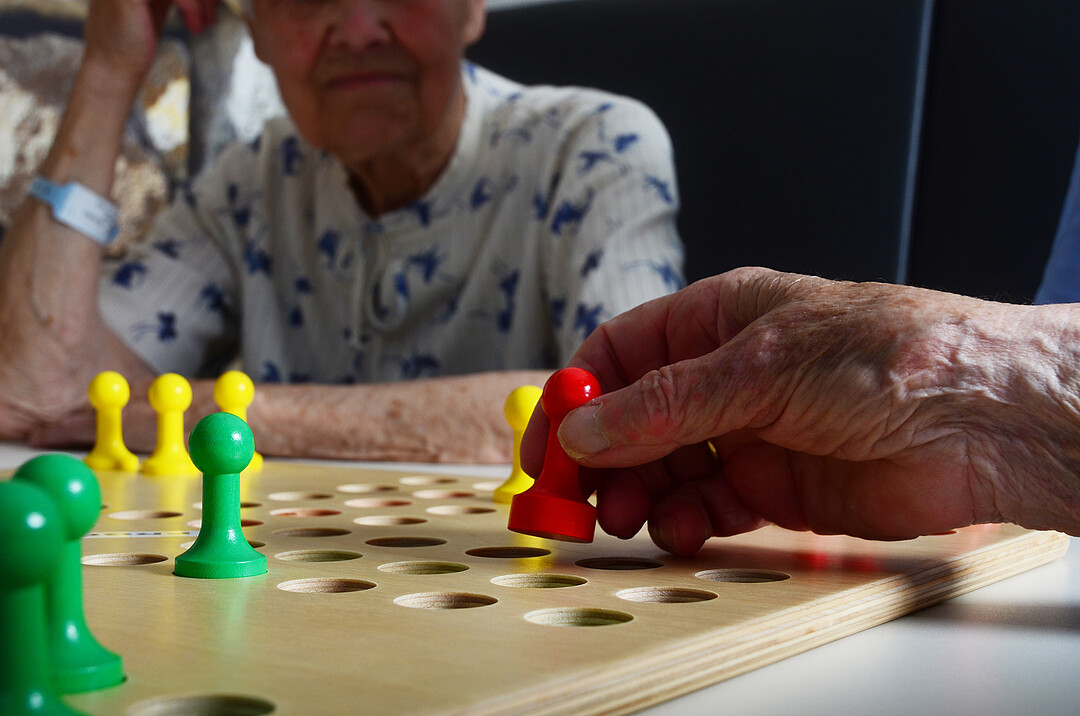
[[647, 475, 767, 556]]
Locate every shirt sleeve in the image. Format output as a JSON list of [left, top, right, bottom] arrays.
[[540, 96, 686, 364], [1036, 139, 1080, 304], [99, 159, 243, 377]]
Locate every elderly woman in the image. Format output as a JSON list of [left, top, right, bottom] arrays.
[[0, 0, 683, 462]]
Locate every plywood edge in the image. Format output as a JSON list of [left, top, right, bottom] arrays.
[[465, 529, 1068, 716]]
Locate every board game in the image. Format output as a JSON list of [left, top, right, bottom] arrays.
[[18, 458, 1066, 716]]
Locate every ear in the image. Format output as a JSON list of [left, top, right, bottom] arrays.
[[462, 0, 486, 47]]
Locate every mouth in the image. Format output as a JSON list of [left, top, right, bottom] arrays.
[[326, 71, 408, 91]]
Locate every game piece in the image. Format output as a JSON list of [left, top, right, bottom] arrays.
[[83, 371, 139, 473], [142, 373, 200, 477], [0, 479, 83, 715], [213, 370, 263, 473], [493, 385, 543, 504], [174, 412, 267, 579], [13, 455, 124, 694], [507, 367, 601, 542]]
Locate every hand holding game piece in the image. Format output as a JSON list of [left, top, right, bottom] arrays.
[[84, 371, 139, 473], [13, 455, 124, 693], [493, 385, 543, 505], [0, 480, 84, 715], [213, 370, 263, 473], [142, 373, 200, 477], [174, 412, 267, 579], [507, 368, 600, 542]]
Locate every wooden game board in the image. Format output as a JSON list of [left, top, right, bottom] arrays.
[[38, 460, 1067, 715]]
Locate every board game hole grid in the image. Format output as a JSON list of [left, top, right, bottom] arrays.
[[267, 508, 342, 518], [271, 527, 350, 538], [365, 536, 447, 548], [465, 546, 551, 559], [695, 569, 791, 583], [181, 539, 264, 549], [344, 498, 413, 508], [398, 476, 458, 486], [426, 505, 496, 516], [267, 491, 334, 501], [189, 518, 263, 529], [109, 510, 183, 520], [490, 573, 587, 589], [354, 515, 427, 526], [394, 592, 498, 609], [273, 549, 362, 563], [524, 608, 634, 627], [336, 483, 400, 494], [616, 587, 718, 603], [195, 501, 262, 509], [378, 561, 470, 575], [126, 693, 275, 716], [82, 553, 169, 567], [277, 578, 376, 594], [412, 489, 476, 500], [575, 557, 664, 571]]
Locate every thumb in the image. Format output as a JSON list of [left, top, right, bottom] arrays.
[[559, 351, 749, 467]]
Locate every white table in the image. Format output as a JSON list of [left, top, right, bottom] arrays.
[[4, 443, 1077, 716]]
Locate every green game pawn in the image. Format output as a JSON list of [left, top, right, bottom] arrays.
[[0, 480, 84, 716], [174, 412, 267, 579], [14, 455, 124, 694]]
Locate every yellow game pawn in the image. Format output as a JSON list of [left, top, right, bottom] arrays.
[[84, 371, 140, 472], [141, 374, 200, 477], [493, 385, 543, 504], [213, 370, 263, 473]]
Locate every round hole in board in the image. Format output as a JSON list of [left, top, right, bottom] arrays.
[[491, 573, 587, 589], [267, 491, 334, 502], [524, 607, 634, 627], [616, 587, 718, 603], [365, 536, 448, 548], [471, 480, 502, 492], [272, 527, 351, 538], [108, 510, 182, 520], [337, 484, 399, 494], [81, 553, 169, 567], [465, 546, 551, 559], [274, 550, 362, 563], [695, 569, 791, 584], [399, 476, 457, 486], [379, 561, 470, 575], [268, 508, 341, 518], [426, 505, 496, 516], [344, 498, 413, 509], [575, 557, 664, 571], [125, 693, 276, 716], [394, 592, 497, 609], [277, 578, 376, 594], [412, 489, 476, 500], [354, 516, 428, 527]]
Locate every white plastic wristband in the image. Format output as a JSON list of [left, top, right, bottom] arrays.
[[29, 175, 120, 245]]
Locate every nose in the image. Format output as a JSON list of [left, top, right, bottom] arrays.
[[328, 0, 393, 49]]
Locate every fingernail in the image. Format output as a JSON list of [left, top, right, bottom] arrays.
[[558, 401, 610, 459]]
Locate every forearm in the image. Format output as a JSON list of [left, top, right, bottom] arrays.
[[213, 371, 547, 463]]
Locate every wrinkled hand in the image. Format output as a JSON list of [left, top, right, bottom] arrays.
[[82, 0, 218, 88], [522, 267, 1080, 555]]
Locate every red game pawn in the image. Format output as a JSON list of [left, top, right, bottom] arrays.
[[507, 367, 600, 542]]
